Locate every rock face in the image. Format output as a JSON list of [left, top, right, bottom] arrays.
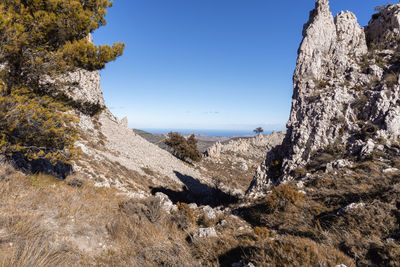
[[248, 1, 400, 196], [62, 69, 105, 107], [205, 132, 285, 159], [48, 35, 105, 108]]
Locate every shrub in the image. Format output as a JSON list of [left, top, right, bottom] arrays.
[[384, 72, 399, 87], [119, 197, 163, 224], [164, 132, 201, 162], [264, 184, 304, 212], [317, 79, 329, 88], [176, 202, 196, 224], [242, 235, 355, 267], [143, 197, 163, 223], [291, 167, 307, 178]]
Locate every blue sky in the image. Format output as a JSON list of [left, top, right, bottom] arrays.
[[92, 0, 396, 131]]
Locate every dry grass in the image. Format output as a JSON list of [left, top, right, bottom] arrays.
[[1, 138, 399, 266], [0, 163, 243, 266], [238, 144, 400, 266], [0, 163, 124, 266]]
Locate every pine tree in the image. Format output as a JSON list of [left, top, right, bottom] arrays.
[[0, 0, 124, 164]]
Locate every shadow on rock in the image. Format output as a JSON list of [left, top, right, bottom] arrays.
[[151, 171, 238, 208]]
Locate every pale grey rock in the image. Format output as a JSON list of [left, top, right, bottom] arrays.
[[326, 159, 353, 172], [44, 35, 105, 107], [202, 205, 217, 220], [366, 4, 400, 49], [383, 168, 399, 173], [61, 69, 104, 106], [247, 1, 400, 197], [155, 192, 177, 213], [120, 117, 129, 128], [239, 162, 249, 172], [361, 140, 375, 157], [386, 238, 396, 244], [335, 265, 348, 267], [74, 109, 217, 197], [337, 202, 365, 215], [232, 189, 245, 197], [232, 261, 256, 267], [205, 142, 222, 158], [193, 227, 217, 239], [189, 203, 198, 210], [385, 107, 400, 138], [368, 65, 384, 78], [296, 181, 305, 189], [376, 144, 385, 151]]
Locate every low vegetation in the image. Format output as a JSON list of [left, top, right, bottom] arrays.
[[164, 132, 201, 162]]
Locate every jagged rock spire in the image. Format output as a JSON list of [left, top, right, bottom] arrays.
[[315, 0, 330, 12], [247, 2, 400, 197]]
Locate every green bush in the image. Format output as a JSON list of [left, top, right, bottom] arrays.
[[164, 132, 201, 162]]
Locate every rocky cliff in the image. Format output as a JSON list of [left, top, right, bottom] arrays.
[[248, 0, 400, 196]]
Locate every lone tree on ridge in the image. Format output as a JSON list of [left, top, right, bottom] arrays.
[[253, 127, 264, 135]]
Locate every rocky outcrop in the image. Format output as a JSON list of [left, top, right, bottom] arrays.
[[61, 68, 104, 107], [248, 1, 400, 196], [46, 35, 105, 108], [205, 132, 285, 159]]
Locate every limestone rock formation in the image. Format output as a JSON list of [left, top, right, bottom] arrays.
[[61, 69, 105, 107], [46, 35, 105, 108], [248, 1, 400, 196], [205, 132, 285, 159]]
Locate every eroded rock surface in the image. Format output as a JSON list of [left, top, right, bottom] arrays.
[[248, 1, 400, 196]]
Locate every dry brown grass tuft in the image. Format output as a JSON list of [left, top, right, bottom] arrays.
[[100, 204, 194, 266], [264, 184, 304, 212], [241, 235, 355, 267]]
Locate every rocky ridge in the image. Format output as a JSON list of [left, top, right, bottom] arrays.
[[205, 132, 285, 159], [248, 0, 400, 196]]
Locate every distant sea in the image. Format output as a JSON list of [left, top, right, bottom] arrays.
[[141, 128, 273, 137]]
